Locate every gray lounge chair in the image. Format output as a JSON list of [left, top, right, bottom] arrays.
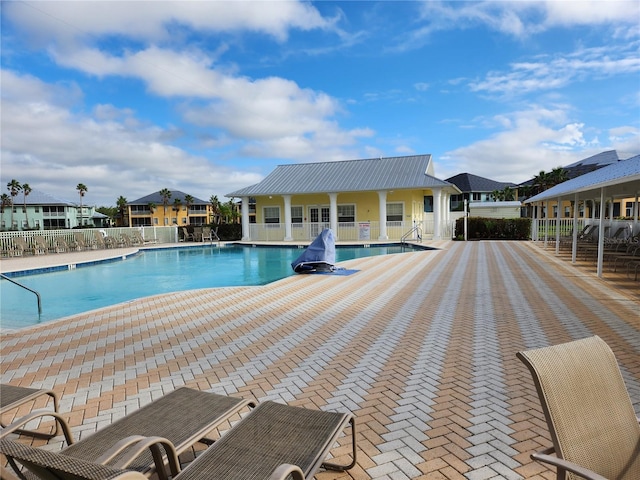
[[1, 400, 356, 480], [1, 387, 253, 479], [517, 336, 640, 480], [0, 384, 60, 439]]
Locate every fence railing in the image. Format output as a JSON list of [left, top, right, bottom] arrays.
[[246, 220, 453, 242], [0, 226, 178, 257]]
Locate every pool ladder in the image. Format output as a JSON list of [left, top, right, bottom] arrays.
[[0, 273, 42, 315], [401, 226, 423, 244]]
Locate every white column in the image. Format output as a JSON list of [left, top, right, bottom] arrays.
[[283, 194, 292, 241], [555, 196, 561, 255], [597, 188, 605, 277], [328, 193, 338, 237], [378, 191, 388, 240], [241, 196, 250, 241], [433, 188, 442, 240], [571, 194, 578, 264], [634, 193, 639, 232]]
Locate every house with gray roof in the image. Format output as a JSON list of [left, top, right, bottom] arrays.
[[126, 190, 210, 227], [1, 189, 107, 231], [226, 154, 460, 241], [446, 173, 517, 211]]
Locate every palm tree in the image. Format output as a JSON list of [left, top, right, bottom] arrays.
[[502, 186, 515, 201], [159, 188, 171, 225], [549, 167, 568, 187], [76, 183, 88, 227], [22, 183, 32, 229], [184, 194, 194, 225], [147, 202, 156, 226], [7, 179, 21, 230], [533, 170, 549, 195], [209, 195, 221, 224], [116, 196, 128, 226], [219, 202, 231, 224], [173, 198, 182, 224], [1, 193, 11, 230]]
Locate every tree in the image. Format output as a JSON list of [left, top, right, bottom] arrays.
[[219, 201, 231, 224], [0, 193, 11, 230], [159, 188, 172, 224], [184, 194, 194, 225], [76, 183, 88, 227], [22, 183, 32, 229], [209, 195, 221, 224], [172, 198, 182, 224], [549, 167, 568, 186], [116, 196, 128, 226], [502, 186, 515, 201], [7, 179, 21, 230]]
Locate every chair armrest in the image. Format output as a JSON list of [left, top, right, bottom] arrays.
[[268, 464, 306, 480], [94, 435, 180, 480], [532, 451, 609, 480], [0, 410, 73, 443]]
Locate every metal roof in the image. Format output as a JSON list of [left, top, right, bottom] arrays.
[[226, 154, 459, 197], [7, 189, 76, 206], [525, 154, 640, 203], [446, 172, 516, 193], [129, 190, 209, 205]]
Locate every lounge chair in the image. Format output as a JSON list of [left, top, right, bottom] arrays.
[[517, 336, 640, 480], [93, 230, 107, 249], [14, 237, 40, 256], [1, 387, 253, 479], [181, 227, 194, 242], [1, 400, 356, 480], [70, 232, 89, 251], [52, 237, 68, 253], [193, 227, 203, 242], [131, 230, 156, 245], [0, 384, 60, 439], [2, 239, 24, 257], [32, 236, 50, 255], [201, 226, 219, 242]]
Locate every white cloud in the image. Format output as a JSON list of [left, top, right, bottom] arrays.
[[0, 70, 262, 206], [437, 105, 624, 183], [4, 1, 336, 46], [470, 44, 640, 96]]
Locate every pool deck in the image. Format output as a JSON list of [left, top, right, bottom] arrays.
[[1, 240, 638, 479]]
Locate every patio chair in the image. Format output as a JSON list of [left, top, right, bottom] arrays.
[[2, 239, 24, 257], [93, 230, 107, 249], [181, 227, 194, 242], [131, 230, 156, 245], [201, 226, 219, 242], [1, 400, 356, 480], [52, 237, 68, 253], [1, 387, 253, 479], [71, 231, 91, 251], [0, 384, 61, 439], [32, 236, 50, 255], [517, 336, 640, 480], [14, 237, 40, 256]]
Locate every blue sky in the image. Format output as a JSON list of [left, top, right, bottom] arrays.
[[2, 1, 639, 207]]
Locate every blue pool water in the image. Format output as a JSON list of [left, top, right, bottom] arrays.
[[1, 244, 426, 329]]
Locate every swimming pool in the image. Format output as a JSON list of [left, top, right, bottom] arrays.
[[1, 244, 428, 329]]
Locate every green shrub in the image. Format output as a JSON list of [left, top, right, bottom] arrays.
[[454, 217, 530, 240]]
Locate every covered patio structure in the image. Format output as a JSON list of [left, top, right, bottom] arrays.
[[526, 155, 640, 277]]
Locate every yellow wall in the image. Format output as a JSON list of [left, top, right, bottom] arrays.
[[254, 189, 433, 223]]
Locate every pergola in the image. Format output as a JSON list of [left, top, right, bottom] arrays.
[[526, 155, 640, 277]]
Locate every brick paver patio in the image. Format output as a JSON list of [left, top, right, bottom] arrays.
[[1, 240, 638, 479]]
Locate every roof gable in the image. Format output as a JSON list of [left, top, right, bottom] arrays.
[[11, 189, 76, 206], [227, 154, 457, 197]]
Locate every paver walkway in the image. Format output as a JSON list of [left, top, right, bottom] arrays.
[[1, 241, 638, 479]]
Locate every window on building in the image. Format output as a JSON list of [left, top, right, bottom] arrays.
[[472, 193, 482, 201], [338, 205, 355, 223], [264, 206, 280, 224], [564, 206, 571, 217], [291, 206, 303, 225], [626, 201, 635, 217], [424, 196, 433, 213], [387, 203, 403, 222]]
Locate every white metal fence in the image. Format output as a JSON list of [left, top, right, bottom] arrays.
[[246, 220, 453, 242], [0, 226, 177, 257]]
